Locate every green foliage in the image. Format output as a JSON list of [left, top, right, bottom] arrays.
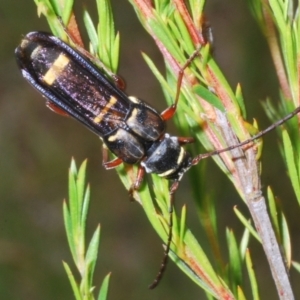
[[245, 249, 259, 300], [83, 0, 120, 73], [33, 0, 73, 38], [30, 0, 300, 298], [250, 0, 300, 285], [63, 159, 110, 300]]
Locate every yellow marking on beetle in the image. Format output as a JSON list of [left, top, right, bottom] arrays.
[[176, 147, 185, 165], [159, 147, 184, 177], [30, 45, 42, 60], [107, 132, 118, 142], [126, 108, 139, 125], [159, 168, 176, 177], [43, 53, 70, 85], [93, 96, 118, 124], [21, 39, 30, 50], [128, 96, 140, 104], [107, 128, 124, 142]]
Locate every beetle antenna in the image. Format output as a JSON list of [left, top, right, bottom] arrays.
[[192, 105, 300, 165], [148, 181, 179, 289], [174, 46, 202, 109], [149, 47, 204, 289]]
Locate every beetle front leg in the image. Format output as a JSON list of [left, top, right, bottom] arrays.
[[177, 136, 195, 145], [160, 46, 202, 121]]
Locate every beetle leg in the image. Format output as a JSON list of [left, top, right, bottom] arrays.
[[161, 46, 202, 121], [160, 104, 177, 121], [129, 165, 146, 197], [103, 157, 123, 169], [46, 101, 70, 117], [111, 74, 126, 90], [177, 136, 195, 145], [102, 145, 123, 169]]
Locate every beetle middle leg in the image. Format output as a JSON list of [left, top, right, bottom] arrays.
[[128, 165, 146, 197], [102, 144, 146, 200]]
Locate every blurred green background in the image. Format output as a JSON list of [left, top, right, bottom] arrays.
[[1, 0, 300, 299]]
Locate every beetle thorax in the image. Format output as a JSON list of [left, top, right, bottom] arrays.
[[141, 134, 192, 180]]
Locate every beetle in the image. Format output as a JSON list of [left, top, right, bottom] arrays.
[[15, 31, 197, 288], [15, 31, 300, 289]]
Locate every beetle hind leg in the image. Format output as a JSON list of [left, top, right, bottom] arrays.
[[102, 145, 123, 169], [46, 101, 70, 117]]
